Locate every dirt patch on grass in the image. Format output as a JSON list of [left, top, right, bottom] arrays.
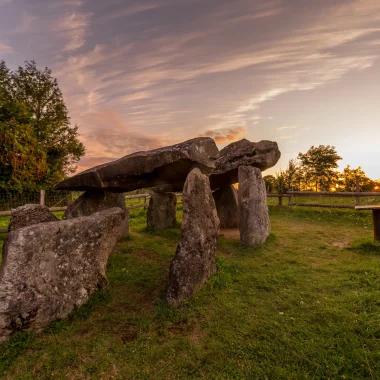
[[332, 241, 349, 248], [220, 228, 240, 240]]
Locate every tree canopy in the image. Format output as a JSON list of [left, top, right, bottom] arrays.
[[271, 145, 379, 193], [0, 60, 85, 192], [297, 145, 342, 191]]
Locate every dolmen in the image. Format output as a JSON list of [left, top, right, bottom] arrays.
[[0, 136, 281, 341], [55, 137, 221, 308]]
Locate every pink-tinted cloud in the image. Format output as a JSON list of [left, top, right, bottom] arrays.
[[202, 126, 247, 144]]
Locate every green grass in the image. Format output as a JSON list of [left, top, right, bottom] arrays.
[[0, 206, 380, 379]]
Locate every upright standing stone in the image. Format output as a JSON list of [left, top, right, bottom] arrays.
[[147, 193, 177, 229], [166, 168, 220, 308], [64, 190, 129, 239], [212, 185, 239, 228], [0, 208, 124, 342], [238, 166, 270, 245]]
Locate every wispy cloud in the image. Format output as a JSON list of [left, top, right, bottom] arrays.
[[2, 0, 379, 172], [0, 42, 12, 54], [201, 126, 247, 144], [276, 126, 298, 131], [55, 9, 92, 51]]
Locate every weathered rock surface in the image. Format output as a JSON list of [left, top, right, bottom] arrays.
[[8, 204, 58, 232], [213, 185, 239, 228], [0, 208, 124, 342], [56, 137, 219, 193], [210, 139, 280, 189], [238, 166, 270, 245], [147, 193, 177, 230], [64, 190, 129, 239], [166, 168, 220, 308]]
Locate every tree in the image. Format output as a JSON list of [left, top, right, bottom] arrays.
[[340, 165, 374, 192], [0, 68, 47, 191], [263, 175, 275, 193], [297, 145, 342, 191], [0, 60, 85, 189]]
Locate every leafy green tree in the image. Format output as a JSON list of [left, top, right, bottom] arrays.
[[340, 165, 374, 192], [0, 60, 85, 189], [263, 175, 276, 193], [297, 145, 342, 191], [0, 69, 47, 191]]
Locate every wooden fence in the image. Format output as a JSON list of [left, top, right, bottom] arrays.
[[1, 191, 379, 234], [268, 191, 380, 208], [0, 193, 180, 234]]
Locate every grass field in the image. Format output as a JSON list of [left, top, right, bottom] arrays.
[[1, 205, 380, 379]]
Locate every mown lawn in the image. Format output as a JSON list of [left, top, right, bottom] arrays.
[[1, 206, 380, 379]]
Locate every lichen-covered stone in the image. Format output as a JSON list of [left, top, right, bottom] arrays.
[[8, 204, 58, 232], [147, 193, 177, 229], [210, 139, 280, 189], [238, 166, 270, 245], [213, 185, 239, 228], [0, 208, 124, 342], [166, 168, 220, 308], [56, 137, 219, 193], [64, 190, 129, 239]]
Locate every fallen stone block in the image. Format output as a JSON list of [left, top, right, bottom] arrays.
[[0, 208, 124, 342]]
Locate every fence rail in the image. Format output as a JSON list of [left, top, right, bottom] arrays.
[[0, 193, 182, 234], [1, 190, 379, 234], [269, 191, 380, 208]]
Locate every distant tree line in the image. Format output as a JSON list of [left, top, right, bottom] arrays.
[[0, 60, 85, 193], [264, 145, 380, 193]]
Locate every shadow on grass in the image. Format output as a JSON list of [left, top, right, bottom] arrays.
[[349, 238, 380, 255], [0, 289, 112, 374]]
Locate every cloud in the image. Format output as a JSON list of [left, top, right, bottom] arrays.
[[276, 126, 298, 131], [55, 11, 92, 51], [0, 42, 12, 54], [4, 0, 379, 167], [75, 108, 175, 172], [100, 3, 168, 22], [201, 126, 247, 144]]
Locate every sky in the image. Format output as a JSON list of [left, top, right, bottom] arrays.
[[1, 0, 380, 178]]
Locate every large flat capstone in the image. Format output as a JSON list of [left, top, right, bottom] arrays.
[[56, 137, 219, 193], [0, 208, 124, 342], [166, 168, 220, 307], [210, 139, 280, 189]]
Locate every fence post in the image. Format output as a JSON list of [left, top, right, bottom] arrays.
[[40, 189, 46, 207], [355, 176, 361, 206], [278, 195, 283, 206]]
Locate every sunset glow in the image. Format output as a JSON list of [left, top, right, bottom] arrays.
[[1, 0, 380, 176]]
